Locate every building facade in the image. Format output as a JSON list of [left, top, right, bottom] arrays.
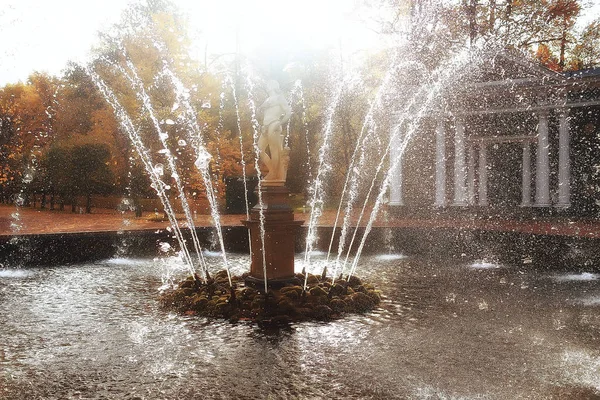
[[388, 53, 600, 217]]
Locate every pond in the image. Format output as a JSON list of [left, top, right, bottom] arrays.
[[1, 253, 600, 399]]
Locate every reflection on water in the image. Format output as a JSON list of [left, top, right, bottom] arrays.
[[376, 253, 407, 261], [553, 272, 600, 282], [469, 260, 502, 270], [1, 254, 600, 399], [0, 269, 34, 278]]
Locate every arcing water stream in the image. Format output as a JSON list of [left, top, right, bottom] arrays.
[[87, 67, 201, 279], [87, 21, 494, 291]]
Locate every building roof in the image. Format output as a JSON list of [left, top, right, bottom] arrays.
[[563, 67, 600, 79]]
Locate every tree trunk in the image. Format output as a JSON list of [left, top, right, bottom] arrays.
[[50, 193, 55, 210], [86, 194, 92, 214], [559, 19, 567, 70], [489, 0, 496, 31], [505, 0, 512, 40], [41, 194, 46, 209], [135, 200, 143, 218], [469, 0, 478, 46]]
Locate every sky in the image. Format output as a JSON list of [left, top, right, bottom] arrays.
[[0, 0, 134, 85], [0, 0, 599, 86], [0, 0, 380, 86]]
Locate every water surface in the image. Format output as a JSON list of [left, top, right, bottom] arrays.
[[1, 254, 600, 399]]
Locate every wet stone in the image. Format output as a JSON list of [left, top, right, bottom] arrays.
[[330, 298, 347, 313], [347, 276, 362, 286], [280, 286, 303, 295], [329, 283, 347, 298], [309, 286, 327, 297], [313, 305, 333, 319]]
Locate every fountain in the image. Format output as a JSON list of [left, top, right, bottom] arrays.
[[242, 79, 303, 287], [158, 77, 381, 323], [4, 1, 600, 398]]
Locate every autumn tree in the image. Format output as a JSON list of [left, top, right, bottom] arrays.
[[570, 19, 600, 69], [379, 0, 588, 71], [42, 146, 73, 211], [0, 74, 58, 203], [71, 144, 115, 213]]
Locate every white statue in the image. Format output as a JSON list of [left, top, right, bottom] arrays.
[[258, 80, 292, 183]]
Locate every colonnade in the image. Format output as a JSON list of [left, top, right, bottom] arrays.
[[388, 110, 571, 208]]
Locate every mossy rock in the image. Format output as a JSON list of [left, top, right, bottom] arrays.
[[367, 290, 381, 303], [313, 305, 333, 319], [347, 276, 362, 287], [276, 298, 296, 314], [191, 296, 209, 311], [295, 307, 314, 318], [271, 315, 293, 324], [329, 283, 347, 298], [350, 292, 376, 312], [179, 278, 195, 289], [330, 298, 347, 313], [182, 287, 196, 297], [306, 294, 328, 305], [280, 286, 303, 296], [239, 287, 258, 300], [356, 285, 368, 294], [309, 286, 327, 297], [251, 296, 265, 311], [282, 290, 300, 300], [216, 296, 229, 306], [161, 270, 381, 323]]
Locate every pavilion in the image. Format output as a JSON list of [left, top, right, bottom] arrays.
[[388, 52, 600, 216]]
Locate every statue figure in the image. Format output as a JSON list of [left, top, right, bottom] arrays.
[[258, 80, 292, 183]]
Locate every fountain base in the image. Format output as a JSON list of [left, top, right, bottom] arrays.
[[160, 271, 382, 324], [242, 185, 303, 284]]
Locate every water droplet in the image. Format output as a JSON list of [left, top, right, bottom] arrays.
[[178, 139, 187, 147], [154, 164, 164, 176], [201, 100, 211, 109], [165, 119, 175, 125], [159, 242, 172, 252], [478, 300, 489, 310], [23, 173, 33, 183], [194, 149, 212, 170]]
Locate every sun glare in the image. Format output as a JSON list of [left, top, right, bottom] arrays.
[[172, 0, 380, 71], [0, 0, 387, 84], [0, 0, 133, 85]]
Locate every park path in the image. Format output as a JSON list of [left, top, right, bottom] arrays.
[[0, 204, 599, 238]]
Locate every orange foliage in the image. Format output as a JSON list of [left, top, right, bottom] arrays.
[[536, 44, 561, 71]]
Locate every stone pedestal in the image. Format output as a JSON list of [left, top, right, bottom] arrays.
[[243, 184, 303, 287]]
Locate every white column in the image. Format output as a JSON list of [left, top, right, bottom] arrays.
[[388, 123, 403, 206], [467, 143, 476, 205], [453, 117, 468, 206], [434, 118, 447, 207], [522, 142, 532, 206], [557, 109, 571, 207], [478, 143, 488, 206], [535, 111, 551, 206]]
